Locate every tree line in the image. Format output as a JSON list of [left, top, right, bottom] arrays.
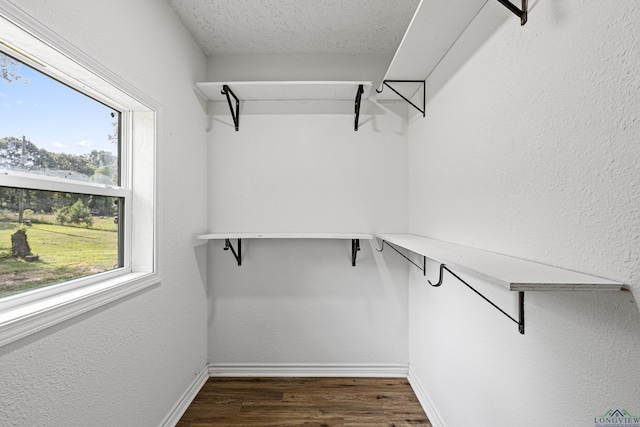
[[0, 136, 119, 220], [0, 136, 117, 182], [0, 187, 117, 220]]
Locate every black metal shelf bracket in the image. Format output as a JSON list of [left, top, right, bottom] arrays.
[[378, 240, 525, 334], [351, 239, 361, 266], [429, 264, 525, 334], [224, 238, 242, 266], [375, 80, 425, 117], [354, 84, 364, 131], [497, 0, 528, 26], [221, 238, 361, 267], [221, 85, 240, 131]]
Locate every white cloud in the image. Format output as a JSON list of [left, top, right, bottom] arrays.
[[15, 100, 23, 105], [77, 140, 93, 147], [0, 92, 6, 97], [51, 141, 67, 148]]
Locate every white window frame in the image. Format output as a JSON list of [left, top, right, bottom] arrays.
[[0, 3, 159, 347]]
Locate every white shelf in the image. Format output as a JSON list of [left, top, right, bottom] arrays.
[[198, 232, 372, 240], [376, 233, 627, 292], [196, 81, 372, 102], [373, 0, 487, 103], [382, 0, 486, 82]]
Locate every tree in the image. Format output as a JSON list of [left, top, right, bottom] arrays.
[[0, 136, 40, 169], [56, 199, 93, 226], [0, 136, 38, 223], [108, 117, 119, 145], [1, 52, 28, 84], [52, 152, 94, 177]]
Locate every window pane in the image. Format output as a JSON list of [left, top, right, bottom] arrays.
[[0, 186, 121, 298], [0, 51, 119, 185]]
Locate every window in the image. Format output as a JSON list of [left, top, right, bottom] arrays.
[[1, 50, 125, 298], [0, 6, 158, 347]]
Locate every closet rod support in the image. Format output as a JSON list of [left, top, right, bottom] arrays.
[[496, 0, 528, 25], [354, 84, 364, 131], [221, 85, 240, 131], [224, 238, 242, 266]]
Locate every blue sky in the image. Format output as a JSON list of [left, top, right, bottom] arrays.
[[0, 54, 117, 156]]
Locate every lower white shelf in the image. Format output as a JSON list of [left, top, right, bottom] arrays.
[[376, 233, 627, 292], [376, 233, 627, 335]]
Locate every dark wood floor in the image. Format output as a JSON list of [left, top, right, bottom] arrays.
[[177, 377, 431, 427]]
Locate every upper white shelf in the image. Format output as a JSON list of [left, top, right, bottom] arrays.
[[198, 232, 373, 240], [381, 0, 487, 82], [376, 233, 627, 292], [196, 81, 372, 102]]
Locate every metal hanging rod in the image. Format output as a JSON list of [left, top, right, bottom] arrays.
[[378, 240, 525, 334], [221, 85, 240, 131], [496, 0, 528, 26], [375, 80, 425, 117], [354, 84, 364, 131]]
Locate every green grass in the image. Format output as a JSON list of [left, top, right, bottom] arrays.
[[0, 221, 118, 298]]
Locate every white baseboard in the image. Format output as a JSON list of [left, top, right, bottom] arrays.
[[407, 365, 446, 427], [208, 363, 409, 378], [160, 364, 209, 427]]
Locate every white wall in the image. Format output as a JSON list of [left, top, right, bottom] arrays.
[[208, 237, 409, 367], [207, 110, 410, 368], [209, 53, 392, 83], [0, 1, 208, 426], [206, 51, 410, 367], [407, 1, 640, 426]]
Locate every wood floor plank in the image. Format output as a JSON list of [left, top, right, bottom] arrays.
[[177, 377, 430, 427]]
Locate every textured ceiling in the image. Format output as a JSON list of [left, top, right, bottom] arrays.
[[168, 0, 420, 56]]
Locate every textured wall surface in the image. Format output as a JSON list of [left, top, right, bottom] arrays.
[[207, 106, 409, 366], [407, 1, 640, 426], [0, 1, 208, 426]]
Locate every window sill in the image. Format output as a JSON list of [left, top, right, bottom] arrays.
[[0, 272, 160, 348]]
